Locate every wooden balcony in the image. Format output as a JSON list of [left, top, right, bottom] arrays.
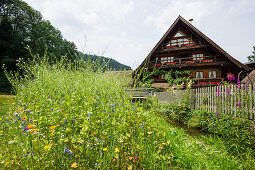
[[150, 55, 227, 69], [156, 40, 206, 53]]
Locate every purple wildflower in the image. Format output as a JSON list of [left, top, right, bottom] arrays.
[[216, 110, 219, 118], [139, 123, 144, 128], [227, 88, 230, 95], [217, 86, 220, 97], [245, 84, 248, 91], [237, 77, 241, 89], [237, 101, 241, 107], [227, 73, 235, 82]]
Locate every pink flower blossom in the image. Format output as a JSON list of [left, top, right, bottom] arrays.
[[227, 88, 230, 95], [216, 110, 219, 118]]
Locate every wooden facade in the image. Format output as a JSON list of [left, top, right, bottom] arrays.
[[136, 16, 251, 87]]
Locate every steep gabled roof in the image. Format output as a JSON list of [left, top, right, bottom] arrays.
[[137, 15, 250, 71]]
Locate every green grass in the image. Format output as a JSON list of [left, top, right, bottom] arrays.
[[0, 95, 15, 116], [0, 57, 254, 169]]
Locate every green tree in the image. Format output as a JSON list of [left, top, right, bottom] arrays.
[[247, 46, 255, 62], [0, 0, 79, 92]]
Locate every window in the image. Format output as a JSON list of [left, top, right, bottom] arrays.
[[209, 71, 216, 78], [161, 57, 174, 63], [193, 54, 204, 61], [196, 72, 203, 79], [174, 31, 186, 37], [170, 40, 177, 46], [159, 74, 165, 79]]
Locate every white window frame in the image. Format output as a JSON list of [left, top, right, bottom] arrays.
[[193, 54, 204, 61], [196, 72, 203, 79], [209, 71, 216, 78]]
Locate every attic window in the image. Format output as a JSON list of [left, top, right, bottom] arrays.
[[174, 31, 186, 38]]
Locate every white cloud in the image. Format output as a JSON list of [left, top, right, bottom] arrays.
[[145, 0, 220, 33], [24, 0, 255, 68]]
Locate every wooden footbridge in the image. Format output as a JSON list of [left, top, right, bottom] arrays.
[[125, 88, 154, 101]]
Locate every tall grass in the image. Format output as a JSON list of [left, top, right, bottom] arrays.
[[0, 56, 254, 169]]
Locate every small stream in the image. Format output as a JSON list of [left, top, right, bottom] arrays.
[[165, 117, 208, 137]]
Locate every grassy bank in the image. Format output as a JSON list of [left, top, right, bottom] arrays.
[[0, 57, 254, 169], [0, 95, 15, 116]]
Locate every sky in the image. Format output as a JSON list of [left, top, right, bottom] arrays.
[[24, 0, 255, 69]]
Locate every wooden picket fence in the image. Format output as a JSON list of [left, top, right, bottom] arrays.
[[155, 84, 255, 120]]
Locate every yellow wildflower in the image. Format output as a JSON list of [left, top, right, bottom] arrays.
[[44, 145, 51, 149], [0, 130, 3, 134], [65, 114, 68, 117], [27, 124, 34, 129], [147, 131, 153, 135], [103, 148, 108, 151], [0, 118, 2, 121], [29, 129, 38, 132], [18, 109, 22, 111], [71, 162, 77, 168], [115, 148, 120, 152], [23, 117, 28, 121], [50, 126, 57, 130]]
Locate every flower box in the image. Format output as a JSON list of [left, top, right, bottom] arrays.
[[185, 61, 195, 64], [153, 63, 161, 66], [185, 43, 195, 46], [197, 82, 207, 85], [167, 62, 176, 65], [202, 60, 213, 63], [167, 46, 176, 48], [209, 82, 220, 85]]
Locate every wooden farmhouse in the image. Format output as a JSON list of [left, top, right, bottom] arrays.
[[135, 15, 251, 88]]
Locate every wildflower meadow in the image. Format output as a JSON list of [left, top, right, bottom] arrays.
[[0, 57, 254, 169]]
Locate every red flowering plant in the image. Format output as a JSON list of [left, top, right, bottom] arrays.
[[185, 61, 195, 64]]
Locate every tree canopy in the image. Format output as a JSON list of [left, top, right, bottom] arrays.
[[0, 0, 78, 92], [247, 46, 255, 62]]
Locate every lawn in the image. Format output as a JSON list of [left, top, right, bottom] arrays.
[[0, 57, 254, 169]]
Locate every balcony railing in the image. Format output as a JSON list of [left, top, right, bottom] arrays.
[[150, 55, 226, 68], [157, 39, 205, 52]]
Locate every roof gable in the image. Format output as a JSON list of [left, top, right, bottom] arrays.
[[137, 15, 250, 71]]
